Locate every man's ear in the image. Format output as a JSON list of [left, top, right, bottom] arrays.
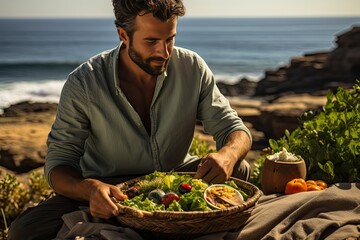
[[117, 27, 129, 44]]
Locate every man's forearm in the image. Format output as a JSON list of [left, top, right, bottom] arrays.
[[218, 130, 252, 164], [50, 165, 101, 202]]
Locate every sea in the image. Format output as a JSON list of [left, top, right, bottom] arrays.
[[0, 17, 360, 113]]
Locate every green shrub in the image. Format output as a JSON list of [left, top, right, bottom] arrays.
[[0, 171, 53, 239], [189, 136, 215, 157], [251, 82, 360, 186]]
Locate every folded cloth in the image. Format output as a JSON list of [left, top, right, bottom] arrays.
[[237, 182, 360, 240], [55, 207, 240, 240], [55, 208, 144, 240]]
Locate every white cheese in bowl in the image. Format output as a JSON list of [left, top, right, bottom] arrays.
[[267, 148, 301, 162]]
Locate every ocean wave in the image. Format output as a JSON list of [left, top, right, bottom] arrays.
[[0, 80, 65, 114], [214, 73, 263, 83], [0, 71, 262, 114]]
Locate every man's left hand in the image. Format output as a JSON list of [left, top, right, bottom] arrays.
[[194, 152, 236, 183]]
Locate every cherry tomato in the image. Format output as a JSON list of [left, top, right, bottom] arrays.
[[161, 192, 180, 208], [178, 183, 192, 194], [285, 178, 307, 195]]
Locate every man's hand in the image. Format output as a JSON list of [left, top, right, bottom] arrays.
[[194, 130, 251, 183], [194, 152, 236, 183], [50, 165, 127, 219], [87, 181, 127, 219]]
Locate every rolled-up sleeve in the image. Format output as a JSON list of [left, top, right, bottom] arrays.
[[196, 55, 252, 150], [45, 72, 90, 188]]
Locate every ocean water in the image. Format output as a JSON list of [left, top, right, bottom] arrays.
[[0, 17, 359, 112]]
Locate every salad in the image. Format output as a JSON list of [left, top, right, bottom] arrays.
[[120, 171, 249, 212]]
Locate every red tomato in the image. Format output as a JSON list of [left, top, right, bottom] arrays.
[[161, 192, 180, 208], [285, 178, 307, 195], [178, 183, 192, 194]]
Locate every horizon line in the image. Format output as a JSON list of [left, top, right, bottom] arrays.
[[1, 15, 360, 20]]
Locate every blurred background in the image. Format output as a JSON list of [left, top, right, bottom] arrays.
[[0, 0, 359, 112]]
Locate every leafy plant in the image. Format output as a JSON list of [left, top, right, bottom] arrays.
[[0, 171, 53, 239], [249, 156, 266, 188], [253, 83, 360, 185], [189, 136, 215, 157]]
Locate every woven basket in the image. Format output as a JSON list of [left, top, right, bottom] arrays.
[[115, 172, 262, 237]]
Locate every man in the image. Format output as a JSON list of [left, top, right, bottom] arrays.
[[9, 0, 252, 239]]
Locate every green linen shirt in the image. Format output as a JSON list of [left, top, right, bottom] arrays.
[[45, 44, 251, 187]]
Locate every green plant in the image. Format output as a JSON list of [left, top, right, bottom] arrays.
[[249, 156, 265, 188], [253, 83, 360, 185], [0, 173, 28, 226], [0, 171, 53, 238], [27, 171, 54, 204], [189, 136, 215, 157]]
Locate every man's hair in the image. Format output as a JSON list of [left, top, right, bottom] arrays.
[[113, 0, 185, 37]]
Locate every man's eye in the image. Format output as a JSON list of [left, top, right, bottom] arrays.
[[167, 37, 175, 43], [146, 40, 156, 44]]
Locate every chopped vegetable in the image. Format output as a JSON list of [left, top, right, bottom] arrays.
[[120, 171, 247, 212]]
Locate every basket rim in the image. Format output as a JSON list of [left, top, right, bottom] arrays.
[[115, 172, 262, 219]]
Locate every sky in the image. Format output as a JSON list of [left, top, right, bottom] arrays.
[[0, 0, 359, 18]]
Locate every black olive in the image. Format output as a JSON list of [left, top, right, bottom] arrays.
[[148, 189, 166, 204], [125, 186, 140, 198]]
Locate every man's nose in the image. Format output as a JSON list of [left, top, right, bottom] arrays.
[[156, 42, 170, 59]]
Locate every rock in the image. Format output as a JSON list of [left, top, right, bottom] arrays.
[[254, 26, 360, 97], [1, 101, 58, 117], [0, 105, 56, 174], [258, 94, 327, 139], [217, 78, 257, 97]]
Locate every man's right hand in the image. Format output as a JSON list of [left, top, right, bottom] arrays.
[[50, 165, 127, 219]]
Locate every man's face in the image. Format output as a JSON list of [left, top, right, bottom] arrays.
[[125, 13, 177, 76]]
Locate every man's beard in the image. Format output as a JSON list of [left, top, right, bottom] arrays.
[[128, 43, 170, 76]]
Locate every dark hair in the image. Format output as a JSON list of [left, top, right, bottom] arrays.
[[113, 0, 185, 37]]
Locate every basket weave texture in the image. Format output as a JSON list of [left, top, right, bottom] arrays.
[[115, 172, 262, 236]]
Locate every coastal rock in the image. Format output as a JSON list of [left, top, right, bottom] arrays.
[[1, 101, 58, 117], [254, 26, 360, 96], [258, 94, 327, 139], [0, 103, 55, 173], [217, 78, 257, 97]]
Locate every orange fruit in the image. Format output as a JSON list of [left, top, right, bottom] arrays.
[[285, 178, 307, 195]]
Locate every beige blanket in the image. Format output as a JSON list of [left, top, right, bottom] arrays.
[[238, 182, 360, 240], [56, 183, 360, 240]]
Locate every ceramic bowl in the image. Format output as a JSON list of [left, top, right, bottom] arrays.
[[204, 184, 244, 210]]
